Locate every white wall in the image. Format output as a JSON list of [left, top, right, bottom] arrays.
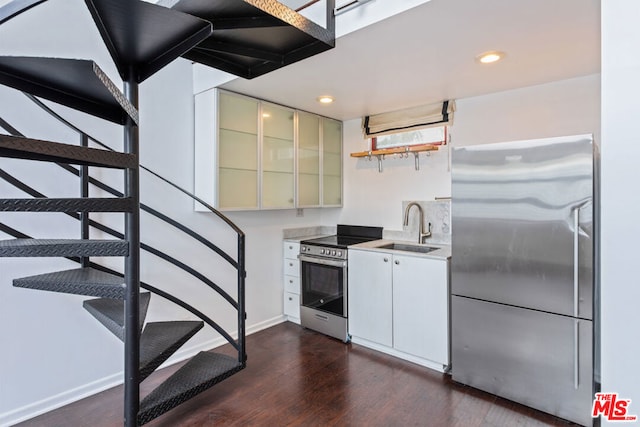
[[601, 1, 640, 420], [337, 74, 601, 232]]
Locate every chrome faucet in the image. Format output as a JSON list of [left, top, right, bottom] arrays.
[[403, 202, 432, 243]]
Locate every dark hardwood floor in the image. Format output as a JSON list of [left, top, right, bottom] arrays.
[[17, 322, 580, 427]]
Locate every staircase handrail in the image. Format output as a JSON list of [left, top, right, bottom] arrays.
[[0, 113, 245, 351], [24, 93, 244, 238], [0, 221, 239, 350]]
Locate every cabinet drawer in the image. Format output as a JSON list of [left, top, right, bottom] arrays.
[[284, 292, 300, 319], [284, 275, 300, 294], [284, 258, 300, 276], [283, 241, 300, 259]]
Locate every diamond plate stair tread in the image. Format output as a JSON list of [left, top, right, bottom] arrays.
[[83, 293, 151, 341], [0, 239, 128, 258], [138, 351, 243, 425], [13, 267, 127, 298], [139, 321, 204, 382], [0, 197, 133, 212], [0, 134, 137, 169], [0, 57, 138, 125], [169, 0, 334, 79], [84, 0, 212, 83]]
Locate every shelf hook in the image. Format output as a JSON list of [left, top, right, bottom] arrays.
[[377, 155, 384, 172], [414, 152, 420, 171]]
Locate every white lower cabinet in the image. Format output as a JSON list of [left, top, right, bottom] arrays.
[[348, 250, 393, 346], [348, 248, 449, 371], [283, 240, 301, 323]]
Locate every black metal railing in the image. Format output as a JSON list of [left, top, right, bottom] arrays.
[[0, 100, 246, 359]]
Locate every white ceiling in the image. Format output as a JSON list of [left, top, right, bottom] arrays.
[[221, 0, 601, 121]]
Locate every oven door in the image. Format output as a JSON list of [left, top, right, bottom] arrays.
[[299, 254, 348, 318]]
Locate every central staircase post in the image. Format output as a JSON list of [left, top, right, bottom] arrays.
[[80, 133, 89, 268], [123, 72, 141, 427]]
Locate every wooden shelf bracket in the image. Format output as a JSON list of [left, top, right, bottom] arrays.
[[351, 143, 441, 173]]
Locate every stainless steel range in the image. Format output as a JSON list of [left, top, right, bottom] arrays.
[[299, 225, 383, 342]]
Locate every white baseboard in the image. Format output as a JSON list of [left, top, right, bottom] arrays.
[[0, 315, 287, 427], [350, 336, 448, 373], [0, 373, 122, 427]]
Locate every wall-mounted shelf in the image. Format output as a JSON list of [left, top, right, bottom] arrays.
[[350, 143, 441, 172]]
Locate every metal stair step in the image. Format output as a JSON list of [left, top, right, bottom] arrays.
[[12, 266, 128, 298], [83, 293, 151, 341], [139, 321, 204, 382], [0, 134, 137, 169], [169, 0, 335, 79], [0, 197, 133, 212], [0, 239, 128, 258], [84, 0, 212, 83], [138, 351, 243, 425], [0, 57, 138, 125]]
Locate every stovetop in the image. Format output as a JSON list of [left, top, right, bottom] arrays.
[[300, 225, 383, 259], [301, 235, 379, 249]]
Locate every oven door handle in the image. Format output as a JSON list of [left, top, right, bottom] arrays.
[[298, 254, 347, 268]]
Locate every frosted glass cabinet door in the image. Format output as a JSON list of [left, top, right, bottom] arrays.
[[297, 111, 320, 207], [322, 118, 342, 206], [262, 103, 295, 209], [218, 92, 258, 209]]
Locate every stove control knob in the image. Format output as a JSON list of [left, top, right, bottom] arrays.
[[332, 250, 337, 256], [320, 249, 325, 254], [337, 251, 342, 257], [301, 246, 306, 252]]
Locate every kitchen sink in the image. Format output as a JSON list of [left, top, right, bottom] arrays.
[[376, 243, 439, 254]]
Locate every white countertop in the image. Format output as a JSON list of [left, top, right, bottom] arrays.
[[283, 234, 331, 242], [349, 239, 451, 260]]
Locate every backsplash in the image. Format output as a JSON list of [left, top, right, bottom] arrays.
[[383, 200, 451, 245]]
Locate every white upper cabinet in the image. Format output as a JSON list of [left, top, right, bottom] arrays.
[[262, 102, 295, 209], [322, 117, 343, 207], [217, 91, 259, 210], [195, 89, 342, 211], [297, 111, 321, 207]]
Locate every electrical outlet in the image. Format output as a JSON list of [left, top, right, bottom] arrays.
[[296, 208, 304, 217]]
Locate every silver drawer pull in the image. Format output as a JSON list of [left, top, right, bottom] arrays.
[[383, 257, 388, 262], [289, 262, 293, 267], [289, 297, 293, 301], [289, 279, 293, 283], [394, 260, 400, 265], [289, 245, 293, 249]]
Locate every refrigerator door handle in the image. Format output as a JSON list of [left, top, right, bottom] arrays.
[[572, 199, 592, 318], [574, 320, 580, 389], [571, 199, 590, 391]]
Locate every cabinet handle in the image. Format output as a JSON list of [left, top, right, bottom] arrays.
[[289, 262, 293, 267], [289, 245, 293, 250], [289, 279, 293, 283], [394, 260, 400, 265], [289, 297, 293, 301], [383, 257, 389, 262]]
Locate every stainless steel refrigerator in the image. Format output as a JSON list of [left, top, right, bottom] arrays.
[[451, 134, 598, 426]]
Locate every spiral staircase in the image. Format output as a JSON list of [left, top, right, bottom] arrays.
[[0, 0, 335, 425]]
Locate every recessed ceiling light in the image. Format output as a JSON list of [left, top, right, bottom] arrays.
[[476, 51, 506, 64], [317, 95, 334, 104]]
